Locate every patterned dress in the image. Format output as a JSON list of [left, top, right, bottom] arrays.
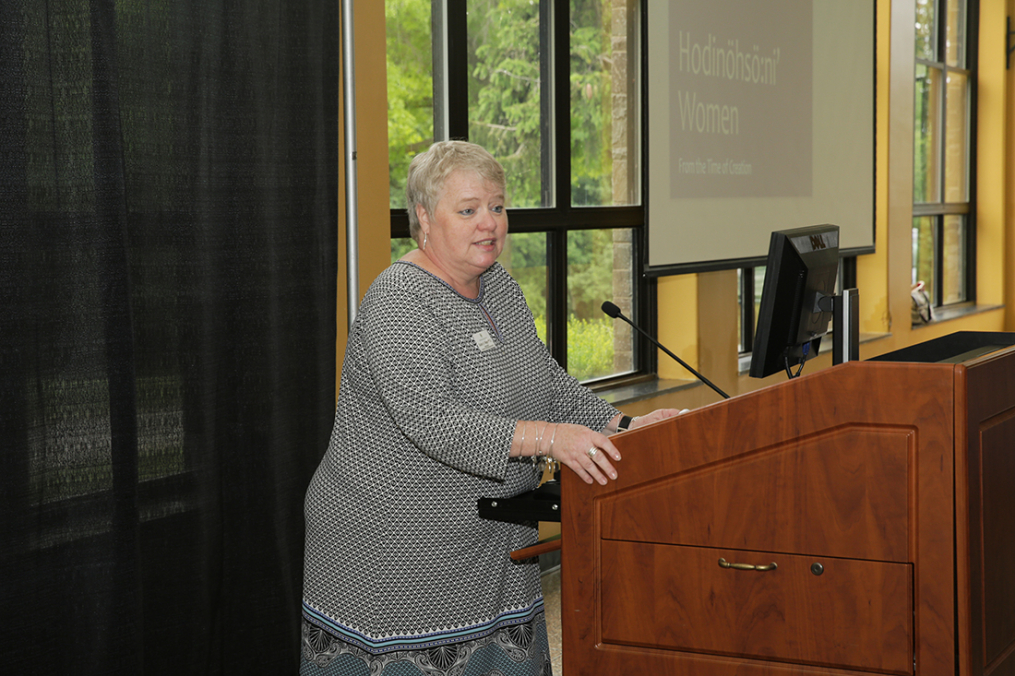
[[301, 261, 619, 676]]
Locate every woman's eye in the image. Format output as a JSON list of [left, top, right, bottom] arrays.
[[491, 205, 504, 214], [459, 208, 474, 216]]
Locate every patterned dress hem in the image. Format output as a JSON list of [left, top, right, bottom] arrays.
[[301, 610, 553, 676], [302, 597, 546, 655]]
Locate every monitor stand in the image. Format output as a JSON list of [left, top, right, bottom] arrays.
[[817, 288, 860, 366]]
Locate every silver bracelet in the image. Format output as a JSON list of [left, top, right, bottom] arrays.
[[546, 423, 557, 461], [532, 424, 557, 470]]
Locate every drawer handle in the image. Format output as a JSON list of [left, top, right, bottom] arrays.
[[718, 557, 778, 572]]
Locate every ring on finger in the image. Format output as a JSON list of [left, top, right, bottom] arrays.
[[586, 446, 599, 459]]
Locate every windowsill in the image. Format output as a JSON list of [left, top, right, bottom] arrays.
[[912, 302, 1003, 327], [737, 331, 892, 374], [591, 376, 700, 408]]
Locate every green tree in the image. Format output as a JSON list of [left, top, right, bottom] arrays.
[[465, 0, 617, 208], [468, 0, 544, 207], [386, 0, 434, 208], [569, 0, 613, 206], [567, 229, 614, 319]]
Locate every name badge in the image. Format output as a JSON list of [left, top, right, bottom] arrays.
[[472, 329, 496, 352]]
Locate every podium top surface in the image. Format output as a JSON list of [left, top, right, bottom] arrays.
[[868, 331, 1015, 365]]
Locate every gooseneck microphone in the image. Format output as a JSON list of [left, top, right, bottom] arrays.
[[602, 301, 730, 400]]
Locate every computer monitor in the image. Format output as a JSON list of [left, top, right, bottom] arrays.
[[749, 224, 840, 379]]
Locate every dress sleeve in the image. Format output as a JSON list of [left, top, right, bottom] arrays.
[[504, 273, 620, 431], [357, 286, 515, 481]]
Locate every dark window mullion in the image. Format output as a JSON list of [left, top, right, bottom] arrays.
[[391, 209, 410, 239], [841, 256, 857, 290], [446, 0, 469, 139], [635, 228, 657, 374], [963, 0, 978, 303], [545, 0, 571, 366], [965, 211, 977, 301], [506, 205, 644, 231], [936, 61, 947, 204], [539, 0, 553, 207], [913, 202, 969, 216], [634, 0, 654, 376], [552, 0, 570, 216], [547, 229, 568, 366], [934, 215, 945, 307]]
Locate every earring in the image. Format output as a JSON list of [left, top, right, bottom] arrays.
[[422, 232, 428, 250]]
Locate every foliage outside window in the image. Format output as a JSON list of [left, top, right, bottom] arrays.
[[385, 0, 643, 382], [467, 0, 546, 208], [570, 0, 639, 207], [912, 0, 974, 310], [385, 0, 435, 209]]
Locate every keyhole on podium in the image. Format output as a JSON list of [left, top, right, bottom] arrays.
[[810, 562, 824, 576]]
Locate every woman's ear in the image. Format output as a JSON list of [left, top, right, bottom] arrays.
[[416, 204, 431, 233]]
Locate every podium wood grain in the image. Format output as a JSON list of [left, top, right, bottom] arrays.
[[562, 349, 1015, 676]]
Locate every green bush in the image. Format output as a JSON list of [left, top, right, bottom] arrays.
[[533, 315, 614, 382], [567, 317, 614, 381]]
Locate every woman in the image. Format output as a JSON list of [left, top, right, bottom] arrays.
[[301, 141, 680, 675]]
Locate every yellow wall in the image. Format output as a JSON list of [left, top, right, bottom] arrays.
[[337, 0, 393, 396], [650, 0, 1012, 413], [1008, 0, 1015, 330]]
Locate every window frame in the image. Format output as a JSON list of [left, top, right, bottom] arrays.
[[912, 0, 978, 310], [389, 0, 655, 378]]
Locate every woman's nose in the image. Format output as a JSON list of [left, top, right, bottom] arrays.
[[478, 208, 498, 230]]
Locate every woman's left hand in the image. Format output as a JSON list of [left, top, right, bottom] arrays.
[[627, 408, 686, 430]]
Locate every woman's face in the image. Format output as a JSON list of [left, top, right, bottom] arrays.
[[419, 170, 508, 285]]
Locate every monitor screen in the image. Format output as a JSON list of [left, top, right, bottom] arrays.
[[749, 224, 840, 379]]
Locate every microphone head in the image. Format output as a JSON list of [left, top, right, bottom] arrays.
[[601, 301, 622, 318]]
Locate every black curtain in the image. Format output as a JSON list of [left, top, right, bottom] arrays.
[[0, 0, 338, 672]]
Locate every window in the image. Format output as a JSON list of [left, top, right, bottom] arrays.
[[385, 0, 647, 381], [913, 0, 976, 310]]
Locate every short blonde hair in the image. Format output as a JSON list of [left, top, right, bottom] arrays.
[[405, 141, 506, 242]]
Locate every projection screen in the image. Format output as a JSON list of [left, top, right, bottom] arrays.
[[646, 0, 876, 274]]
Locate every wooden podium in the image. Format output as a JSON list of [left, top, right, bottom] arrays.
[[561, 333, 1015, 676]]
